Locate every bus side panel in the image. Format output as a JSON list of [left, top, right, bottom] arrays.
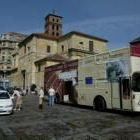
[[77, 48, 131, 110], [111, 82, 121, 109], [77, 57, 112, 108], [77, 83, 112, 109]]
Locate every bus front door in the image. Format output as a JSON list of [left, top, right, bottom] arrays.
[[121, 78, 132, 110]]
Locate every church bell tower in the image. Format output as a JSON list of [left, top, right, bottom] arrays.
[[44, 12, 63, 39]]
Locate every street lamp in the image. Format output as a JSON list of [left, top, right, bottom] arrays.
[[3, 70, 6, 89]]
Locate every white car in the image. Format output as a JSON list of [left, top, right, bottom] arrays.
[[0, 90, 14, 115]]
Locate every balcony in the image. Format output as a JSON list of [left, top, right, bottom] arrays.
[[0, 60, 12, 64], [0, 60, 4, 64], [0, 45, 14, 49], [0, 68, 12, 73]]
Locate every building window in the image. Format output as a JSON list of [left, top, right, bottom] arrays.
[[79, 42, 83, 45], [38, 64, 41, 72], [24, 45, 26, 54], [56, 32, 59, 36], [57, 25, 59, 30], [61, 45, 64, 52], [2, 56, 5, 61], [7, 59, 11, 63], [28, 46, 30, 52], [89, 41, 94, 52], [79, 42, 84, 50], [14, 59, 16, 66], [52, 32, 54, 36], [52, 25, 55, 30], [2, 34, 6, 40], [7, 66, 11, 69], [46, 46, 51, 53], [2, 42, 6, 46], [9, 51, 12, 55]]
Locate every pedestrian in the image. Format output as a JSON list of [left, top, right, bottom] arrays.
[[26, 87, 29, 96], [35, 87, 38, 96], [48, 86, 55, 107], [12, 87, 22, 111], [28, 87, 31, 95], [22, 88, 26, 96], [38, 87, 44, 110]]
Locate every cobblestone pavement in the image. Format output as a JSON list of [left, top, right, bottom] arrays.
[[0, 94, 140, 140]]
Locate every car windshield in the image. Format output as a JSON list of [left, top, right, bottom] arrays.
[[0, 92, 10, 99], [0, 87, 5, 90]]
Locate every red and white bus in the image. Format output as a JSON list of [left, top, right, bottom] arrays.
[[44, 46, 140, 112]]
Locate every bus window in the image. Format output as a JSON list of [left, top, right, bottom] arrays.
[[132, 72, 140, 92], [122, 79, 130, 99]]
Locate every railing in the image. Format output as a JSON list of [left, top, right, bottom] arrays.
[[0, 46, 14, 49], [0, 60, 12, 64]]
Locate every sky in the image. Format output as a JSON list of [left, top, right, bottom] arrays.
[[0, 0, 140, 50]]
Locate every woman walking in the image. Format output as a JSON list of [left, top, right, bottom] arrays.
[[12, 87, 22, 111], [38, 87, 44, 110]]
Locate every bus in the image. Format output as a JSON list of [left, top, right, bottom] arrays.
[[44, 46, 140, 112], [76, 46, 140, 112]]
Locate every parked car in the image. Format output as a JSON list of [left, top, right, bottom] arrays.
[[0, 86, 5, 90], [0, 90, 14, 115]]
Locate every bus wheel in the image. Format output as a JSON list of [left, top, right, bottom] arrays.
[[94, 97, 106, 112]]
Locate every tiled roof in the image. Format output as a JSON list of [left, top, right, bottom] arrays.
[[31, 33, 58, 40], [0, 32, 28, 42], [19, 30, 108, 47], [7, 32, 27, 38], [19, 33, 57, 47], [58, 31, 108, 42], [130, 36, 140, 44], [45, 14, 63, 19]]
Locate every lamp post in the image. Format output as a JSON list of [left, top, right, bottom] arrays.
[[3, 70, 6, 89]]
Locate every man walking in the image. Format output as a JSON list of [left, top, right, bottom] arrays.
[[48, 86, 55, 107]]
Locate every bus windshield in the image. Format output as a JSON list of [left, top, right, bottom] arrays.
[[132, 72, 140, 92]]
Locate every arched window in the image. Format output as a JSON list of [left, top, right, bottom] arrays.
[[57, 25, 59, 30], [56, 32, 59, 36], [61, 45, 64, 52]]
